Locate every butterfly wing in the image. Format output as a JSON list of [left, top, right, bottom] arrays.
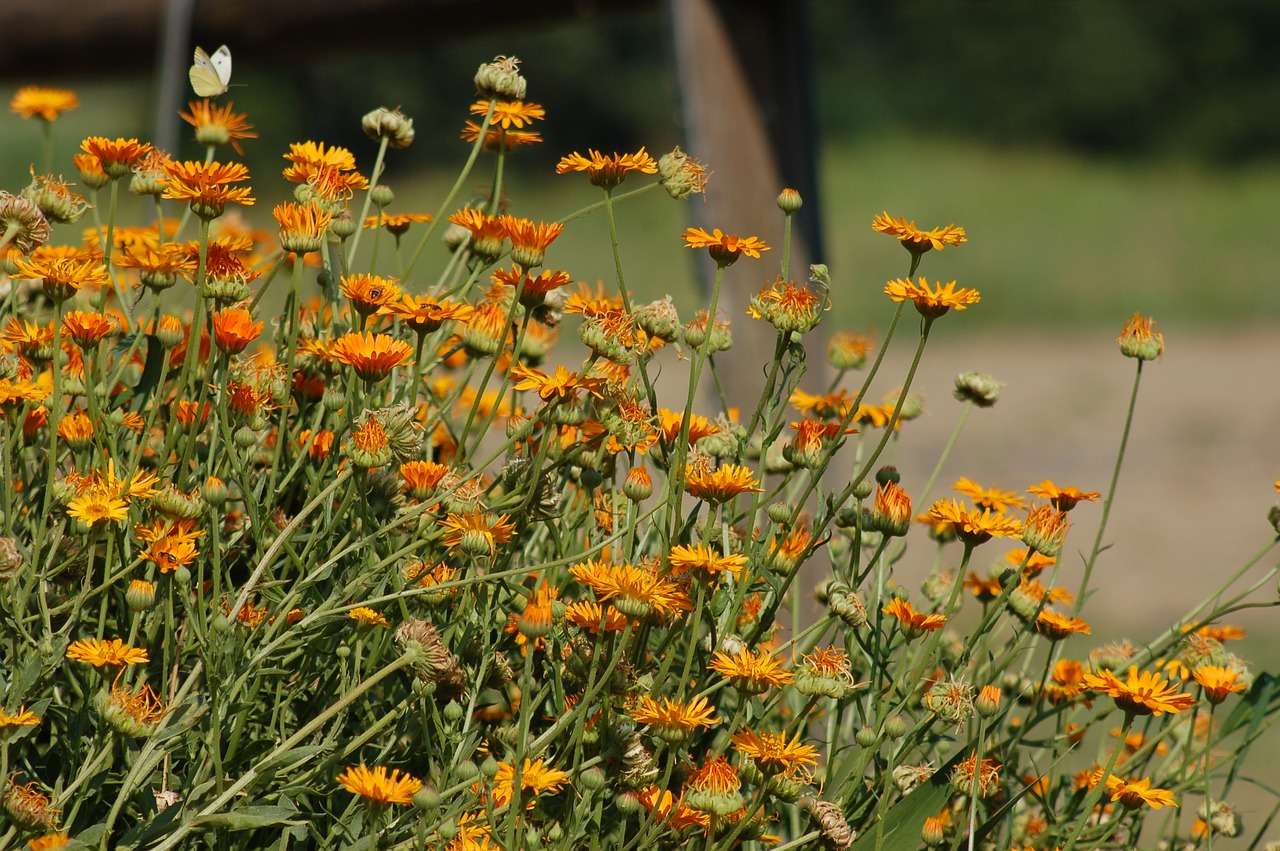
[[189, 45, 230, 97]]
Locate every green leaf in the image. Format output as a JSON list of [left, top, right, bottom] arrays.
[[851, 753, 962, 851], [1219, 672, 1280, 738], [193, 805, 306, 831], [128, 334, 166, 412]]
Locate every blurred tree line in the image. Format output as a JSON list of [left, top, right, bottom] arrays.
[[814, 0, 1280, 163]]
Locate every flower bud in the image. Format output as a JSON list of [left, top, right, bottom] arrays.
[[921, 816, 946, 847], [975, 684, 1002, 718], [362, 107, 415, 148], [370, 184, 394, 208], [854, 726, 877, 748], [126, 579, 156, 612], [884, 714, 907, 738], [474, 55, 527, 100], [776, 187, 803, 214], [330, 210, 357, 240], [1117, 312, 1163, 361], [623, 466, 652, 501], [954, 371, 1003, 407]]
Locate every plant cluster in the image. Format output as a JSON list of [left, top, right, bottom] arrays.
[[0, 58, 1278, 851]]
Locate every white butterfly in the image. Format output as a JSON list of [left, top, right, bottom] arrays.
[[189, 45, 232, 98]]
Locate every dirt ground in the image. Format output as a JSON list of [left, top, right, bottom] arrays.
[[857, 325, 1280, 645]]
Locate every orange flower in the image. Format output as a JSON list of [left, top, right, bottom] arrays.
[[348, 606, 389, 628], [282, 141, 368, 198], [117, 242, 198, 291], [509, 362, 603, 403], [682, 226, 770, 266], [1027, 479, 1100, 512], [13, 255, 110, 302], [555, 148, 657, 188], [684, 463, 763, 504], [1191, 665, 1246, 703], [926, 498, 1022, 546], [180, 99, 257, 154], [871, 480, 913, 537], [80, 137, 153, 179], [885, 277, 980, 318], [336, 764, 422, 806], [667, 543, 746, 579], [709, 647, 794, 694], [636, 786, 710, 831], [872, 211, 967, 254], [273, 201, 331, 255], [11, 86, 79, 121], [471, 99, 546, 129], [729, 728, 819, 779], [66, 637, 149, 667], [953, 477, 1025, 512], [0, 706, 41, 729], [563, 600, 627, 633], [136, 518, 204, 573], [440, 509, 516, 556], [569, 558, 691, 620], [381, 294, 473, 334], [161, 160, 255, 220], [330, 332, 412, 382], [490, 264, 572, 308], [499, 215, 563, 268], [1034, 609, 1091, 640], [1082, 666, 1196, 716], [340, 273, 402, 316], [460, 121, 543, 150], [632, 695, 718, 742], [882, 598, 947, 636], [61, 310, 118, 347], [363, 211, 432, 236], [211, 307, 263, 355], [657, 408, 719, 445], [1099, 773, 1177, 810], [491, 759, 569, 808]]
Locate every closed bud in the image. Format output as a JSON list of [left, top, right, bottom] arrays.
[[126, 579, 156, 612], [443, 700, 464, 723], [623, 466, 652, 501], [776, 187, 803, 214], [173, 565, 191, 586], [330, 210, 357, 239], [480, 755, 500, 779], [976, 685, 1002, 718], [203, 476, 228, 506], [233, 425, 257, 450], [579, 767, 607, 791], [370, 184, 395, 208], [854, 726, 877, 748], [412, 785, 440, 811], [452, 760, 479, 782], [767, 502, 793, 525], [884, 714, 907, 738], [921, 816, 946, 846]]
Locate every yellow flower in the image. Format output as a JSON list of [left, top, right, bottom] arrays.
[[26, 833, 70, 851], [440, 509, 516, 557], [348, 607, 389, 628], [1082, 666, 1196, 716], [491, 758, 568, 808], [381, 294, 473, 334], [471, 99, 546, 129], [682, 226, 770, 266], [10, 86, 78, 121], [180, 99, 257, 155], [729, 728, 819, 779], [0, 706, 40, 730], [882, 598, 946, 636], [709, 647, 794, 694], [273, 201, 331, 255], [555, 148, 657, 188], [336, 764, 422, 806], [884, 277, 980, 318], [1034, 609, 1091, 640], [953, 477, 1025, 512], [66, 490, 130, 527], [563, 601, 627, 634], [330, 332, 413, 383], [339, 273, 402, 316], [1191, 665, 1246, 703], [569, 559, 692, 620], [161, 160, 255, 220], [632, 695, 718, 742], [1099, 773, 1177, 810], [667, 543, 746, 580], [872, 211, 967, 254], [80, 137, 153, 179], [66, 637, 149, 667], [1027, 479, 1100, 512], [636, 786, 710, 831], [926, 498, 1022, 546], [684, 463, 763, 505]]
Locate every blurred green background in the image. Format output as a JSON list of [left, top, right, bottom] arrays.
[[4, 1, 1280, 329]]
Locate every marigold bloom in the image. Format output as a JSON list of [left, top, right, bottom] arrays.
[[330, 332, 412, 382], [950, 752, 1002, 798], [1022, 503, 1071, 557], [66, 637, 149, 667], [0, 706, 40, 729], [381, 294, 473, 334], [1117, 312, 1163, 361], [61, 310, 117, 348], [273, 201, 331, 255], [339, 273, 401, 316], [953, 477, 1025, 512], [1035, 609, 1092, 640], [657, 408, 719, 445], [211, 307, 263, 355], [1191, 665, 1246, 703], [161, 160, 255, 219], [637, 786, 710, 831], [180, 99, 257, 155], [926, 498, 1022, 546], [282, 141, 368, 199], [1194, 623, 1246, 642], [563, 600, 627, 633], [749, 276, 825, 334], [461, 120, 543, 150], [1099, 773, 1177, 810], [66, 489, 130, 527], [337, 764, 422, 806], [499, 215, 563, 268], [13, 254, 110, 301], [682, 226, 770, 266], [883, 597, 947, 636], [632, 695, 719, 742], [730, 728, 819, 778], [26, 832, 69, 850], [447, 207, 507, 259], [872, 211, 967, 254], [667, 543, 746, 579], [509, 363, 602, 405], [685, 463, 763, 504], [885, 277, 980, 318], [491, 758, 569, 808], [826, 330, 874, 371], [472, 99, 545, 129], [97, 678, 167, 736], [349, 606, 389, 628], [3, 778, 59, 831], [790, 387, 855, 420], [363, 211, 433, 235], [1027, 479, 1100, 512], [440, 509, 516, 556], [491, 265, 572, 308], [555, 147, 657, 188], [1082, 666, 1196, 716], [81, 137, 153, 179], [569, 559, 692, 620], [11, 86, 79, 121], [137, 518, 204, 572], [709, 647, 794, 694], [872, 480, 913, 536]]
